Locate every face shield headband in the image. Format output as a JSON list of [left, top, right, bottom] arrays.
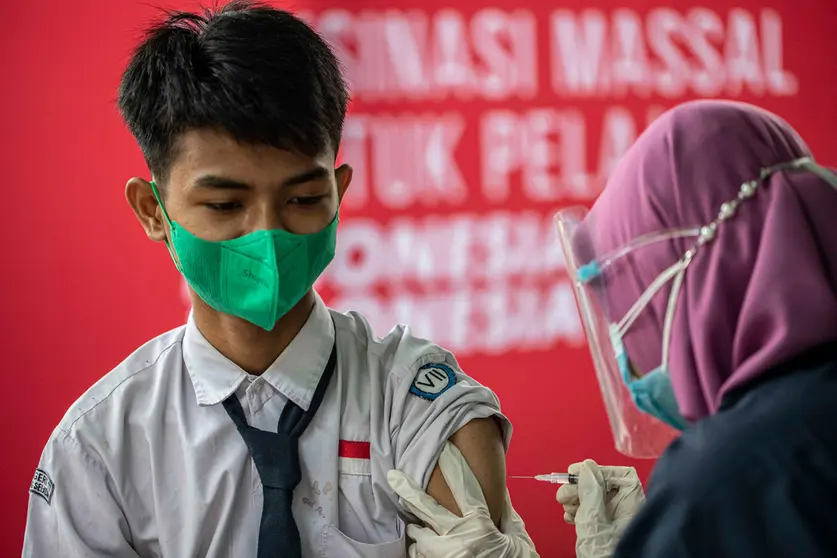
[[555, 157, 837, 458]]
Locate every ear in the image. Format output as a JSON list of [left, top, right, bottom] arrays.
[[335, 164, 353, 203], [125, 177, 168, 242]]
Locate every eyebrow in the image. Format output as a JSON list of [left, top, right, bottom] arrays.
[[192, 166, 331, 190]]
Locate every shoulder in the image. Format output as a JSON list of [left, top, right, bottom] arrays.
[[329, 307, 477, 398], [647, 400, 803, 509], [616, 378, 837, 557], [54, 326, 186, 443], [613, 422, 763, 557], [652, 363, 837, 502], [330, 306, 507, 436]]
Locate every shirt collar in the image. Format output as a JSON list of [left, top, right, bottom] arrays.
[[182, 293, 335, 409]]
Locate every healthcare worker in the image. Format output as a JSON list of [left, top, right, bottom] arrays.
[[22, 2, 534, 557], [390, 99, 837, 557], [553, 99, 837, 557]]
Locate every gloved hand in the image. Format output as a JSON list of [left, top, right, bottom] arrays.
[[555, 460, 644, 558], [387, 442, 539, 558]]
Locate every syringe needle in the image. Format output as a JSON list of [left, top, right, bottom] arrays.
[[509, 473, 576, 484], [511, 472, 635, 487]]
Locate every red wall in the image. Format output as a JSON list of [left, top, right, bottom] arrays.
[[2, 0, 836, 556]]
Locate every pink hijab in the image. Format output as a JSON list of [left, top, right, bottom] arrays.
[[588, 100, 837, 421]]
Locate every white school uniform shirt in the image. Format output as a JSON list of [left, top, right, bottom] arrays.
[[23, 294, 511, 558]]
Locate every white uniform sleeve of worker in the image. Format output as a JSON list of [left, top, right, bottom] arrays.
[[387, 441, 539, 558], [569, 460, 645, 558], [22, 428, 140, 558]]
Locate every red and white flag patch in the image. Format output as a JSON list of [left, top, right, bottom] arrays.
[[338, 440, 371, 476]]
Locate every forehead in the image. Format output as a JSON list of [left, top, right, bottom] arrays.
[[168, 128, 334, 186]]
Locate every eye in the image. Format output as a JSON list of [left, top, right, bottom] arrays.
[[290, 195, 325, 206], [204, 201, 242, 212]]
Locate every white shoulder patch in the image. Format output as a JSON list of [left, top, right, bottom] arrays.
[[409, 362, 457, 401], [30, 469, 54, 504]]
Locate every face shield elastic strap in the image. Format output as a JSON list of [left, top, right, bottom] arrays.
[[614, 256, 691, 374]]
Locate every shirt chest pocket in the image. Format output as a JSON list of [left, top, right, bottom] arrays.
[[323, 454, 406, 558], [323, 520, 406, 558]]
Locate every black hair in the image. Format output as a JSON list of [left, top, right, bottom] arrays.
[[117, 0, 349, 183]]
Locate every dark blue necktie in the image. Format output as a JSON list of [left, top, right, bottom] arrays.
[[222, 341, 337, 558]]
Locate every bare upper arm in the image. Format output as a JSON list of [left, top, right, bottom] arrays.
[[425, 416, 507, 527]]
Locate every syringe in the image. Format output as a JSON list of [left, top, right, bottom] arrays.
[[510, 473, 634, 487]]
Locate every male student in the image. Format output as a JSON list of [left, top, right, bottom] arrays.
[[22, 1, 534, 556]]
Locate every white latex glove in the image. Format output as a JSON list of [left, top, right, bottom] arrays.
[[387, 442, 539, 558], [555, 460, 644, 558]]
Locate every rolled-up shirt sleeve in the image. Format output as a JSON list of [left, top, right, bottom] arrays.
[[387, 349, 512, 491], [23, 428, 139, 558]]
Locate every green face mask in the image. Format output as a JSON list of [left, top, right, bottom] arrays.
[[150, 181, 338, 331]]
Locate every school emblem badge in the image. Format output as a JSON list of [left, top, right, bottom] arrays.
[[410, 362, 456, 401]]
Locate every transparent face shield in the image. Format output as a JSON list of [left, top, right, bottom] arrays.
[[555, 206, 691, 458], [555, 157, 837, 459]]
